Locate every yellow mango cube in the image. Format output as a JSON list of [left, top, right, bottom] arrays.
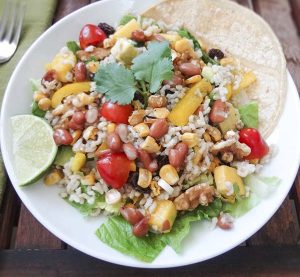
[[113, 19, 141, 39], [71, 153, 86, 172]]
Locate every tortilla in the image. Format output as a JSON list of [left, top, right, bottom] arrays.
[[143, 0, 287, 138]]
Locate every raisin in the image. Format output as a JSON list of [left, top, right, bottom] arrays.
[[133, 92, 145, 105], [165, 89, 175, 95], [98, 22, 115, 36], [157, 155, 169, 169], [128, 172, 151, 193], [208, 48, 225, 60]]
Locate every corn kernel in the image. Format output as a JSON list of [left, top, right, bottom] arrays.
[[175, 38, 194, 54], [138, 168, 152, 188], [83, 126, 98, 140], [82, 173, 96, 186], [193, 147, 203, 165], [71, 130, 82, 145], [185, 75, 202, 85], [220, 57, 235, 66], [38, 98, 52, 111], [203, 132, 211, 142], [141, 136, 160, 153], [150, 180, 161, 196], [86, 61, 99, 74], [33, 92, 46, 102], [225, 83, 233, 100], [159, 164, 179, 186], [130, 161, 136, 172], [95, 142, 108, 156], [107, 123, 116, 134], [71, 153, 86, 172], [133, 123, 150, 138], [44, 169, 64, 185], [181, 132, 199, 148], [77, 93, 94, 106], [153, 108, 170, 119]]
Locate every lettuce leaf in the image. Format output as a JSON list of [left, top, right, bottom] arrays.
[[96, 199, 222, 262], [223, 175, 280, 217], [238, 102, 258, 128]]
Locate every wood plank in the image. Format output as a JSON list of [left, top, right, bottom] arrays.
[[1, 247, 300, 277], [0, 184, 20, 249], [53, 0, 90, 23], [14, 205, 63, 249], [289, 0, 300, 33], [248, 199, 300, 245]]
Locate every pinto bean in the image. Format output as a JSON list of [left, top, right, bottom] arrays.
[[168, 142, 189, 168], [123, 143, 138, 160], [74, 62, 87, 82], [133, 216, 150, 237], [120, 207, 144, 225], [53, 129, 73, 146], [137, 149, 156, 172], [178, 63, 201, 77], [115, 124, 129, 143], [209, 100, 228, 123], [42, 70, 57, 82], [131, 30, 146, 42], [106, 132, 123, 152], [149, 119, 168, 139], [72, 111, 86, 124]]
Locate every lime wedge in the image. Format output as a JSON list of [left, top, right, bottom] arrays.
[[11, 115, 58, 186]]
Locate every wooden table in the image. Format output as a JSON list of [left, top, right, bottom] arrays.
[[1, 0, 300, 276]]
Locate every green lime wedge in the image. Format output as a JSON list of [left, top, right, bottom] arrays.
[[11, 115, 58, 186]]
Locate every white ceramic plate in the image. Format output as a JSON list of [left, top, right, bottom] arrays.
[[1, 0, 300, 268]]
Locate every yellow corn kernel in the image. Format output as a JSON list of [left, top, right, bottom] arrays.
[[71, 130, 82, 145], [133, 123, 150, 138], [159, 164, 179, 186], [185, 75, 202, 85], [51, 82, 91, 108], [181, 132, 199, 148], [220, 57, 235, 66], [33, 92, 46, 102], [83, 126, 98, 141], [203, 132, 211, 142], [71, 153, 86, 172], [38, 98, 52, 111], [150, 180, 161, 196], [46, 50, 77, 82], [138, 168, 152, 188], [86, 61, 99, 74], [160, 33, 181, 46], [153, 108, 170, 119], [226, 83, 233, 100], [250, 159, 259, 165], [76, 93, 95, 107], [168, 79, 212, 126], [82, 173, 96, 186], [44, 169, 64, 186], [95, 141, 108, 156], [107, 123, 116, 134], [130, 161, 136, 172], [113, 19, 141, 39], [192, 147, 203, 165], [175, 38, 194, 54], [141, 136, 161, 153]]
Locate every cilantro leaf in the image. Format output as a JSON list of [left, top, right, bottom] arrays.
[[94, 63, 136, 104], [119, 14, 137, 26], [178, 28, 218, 65], [132, 41, 173, 93], [67, 41, 80, 54]]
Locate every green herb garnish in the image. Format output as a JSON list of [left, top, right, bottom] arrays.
[[66, 41, 80, 54], [119, 14, 137, 26]]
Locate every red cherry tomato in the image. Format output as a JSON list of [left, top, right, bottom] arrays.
[[239, 128, 269, 160], [96, 152, 130, 189], [100, 102, 133, 124], [79, 24, 107, 49]]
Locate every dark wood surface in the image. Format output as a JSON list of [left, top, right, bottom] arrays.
[[1, 0, 300, 275]]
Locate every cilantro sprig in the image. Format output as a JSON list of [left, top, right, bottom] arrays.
[[95, 41, 174, 105]]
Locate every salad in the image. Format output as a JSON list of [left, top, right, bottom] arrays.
[[16, 13, 281, 262]]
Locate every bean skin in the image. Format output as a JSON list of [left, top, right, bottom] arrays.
[[123, 143, 138, 160], [168, 142, 189, 168], [74, 62, 87, 82], [131, 30, 146, 42], [120, 207, 144, 225], [209, 100, 228, 123], [149, 119, 168, 139], [106, 133, 123, 152], [72, 111, 86, 125], [132, 216, 150, 237], [53, 129, 73, 146], [178, 63, 201, 77]]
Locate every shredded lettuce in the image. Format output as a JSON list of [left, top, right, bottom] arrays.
[[96, 199, 222, 262], [238, 102, 258, 128], [119, 14, 136, 26]]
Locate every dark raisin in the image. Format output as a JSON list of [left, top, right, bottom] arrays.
[[208, 48, 224, 60], [165, 89, 175, 95], [98, 22, 115, 36], [88, 72, 95, 81], [157, 155, 169, 169], [128, 172, 151, 193], [133, 92, 145, 105]]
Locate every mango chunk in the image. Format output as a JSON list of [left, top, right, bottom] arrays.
[[149, 200, 177, 233], [113, 19, 141, 39], [218, 104, 239, 135], [71, 153, 86, 172], [214, 165, 245, 200], [168, 79, 212, 126], [46, 50, 77, 82], [51, 82, 91, 108]]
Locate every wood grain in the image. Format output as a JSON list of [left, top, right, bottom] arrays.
[[14, 205, 63, 249], [0, 185, 20, 249], [1, 247, 300, 277]]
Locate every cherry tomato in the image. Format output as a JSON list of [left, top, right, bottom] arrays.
[[96, 152, 130, 189], [239, 128, 269, 160], [100, 102, 133, 124], [79, 24, 107, 49]]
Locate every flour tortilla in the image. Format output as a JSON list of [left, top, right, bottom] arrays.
[[143, 0, 287, 138]]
